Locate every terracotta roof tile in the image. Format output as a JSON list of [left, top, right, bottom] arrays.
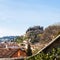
[[0, 48, 26, 58]]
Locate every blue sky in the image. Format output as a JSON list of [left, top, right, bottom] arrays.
[[0, 0, 60, 37]]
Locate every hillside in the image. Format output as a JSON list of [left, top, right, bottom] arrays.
[[25, 25, 60, 44], [26, 26, 44, 43], [14, 25, 60, 55]]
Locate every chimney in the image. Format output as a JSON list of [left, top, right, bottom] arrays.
[[6, 44, 8, 49]]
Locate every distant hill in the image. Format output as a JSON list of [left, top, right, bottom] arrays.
[[0, 36, 18, 42], [0, 24, 60, 44]]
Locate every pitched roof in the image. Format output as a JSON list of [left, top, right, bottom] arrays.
[[35, 35, 60, 54], [27, 35, 60, 59], [0, 48, 26, 58], [39, 34, 60, 52]]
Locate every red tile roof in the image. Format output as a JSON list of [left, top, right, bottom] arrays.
[[0, 48, 26, 58]]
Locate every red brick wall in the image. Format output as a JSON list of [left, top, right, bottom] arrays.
[[11, 50, 27, 58]]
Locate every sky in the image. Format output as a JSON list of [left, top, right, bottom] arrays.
[[0, 0, 60, 37]]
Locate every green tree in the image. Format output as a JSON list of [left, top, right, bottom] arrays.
[[27, 43, 32, 56], [15, 36, 24, 43]]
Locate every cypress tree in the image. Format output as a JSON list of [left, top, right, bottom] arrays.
[[27, 42, 32, 56]]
